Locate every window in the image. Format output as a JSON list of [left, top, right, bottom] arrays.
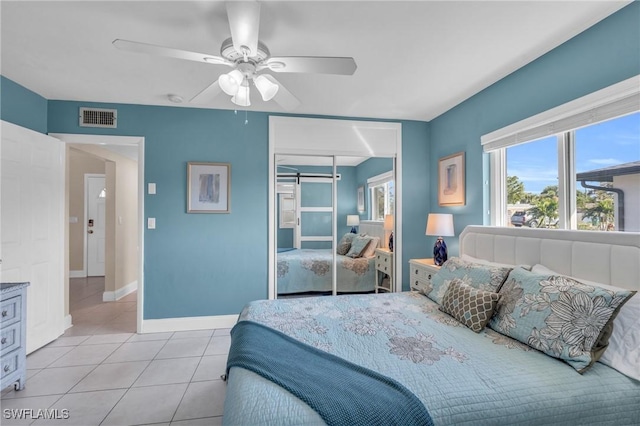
[[367, 171, 395, 221], [484, 77, 639, 232], [506, 136, 558, 228], [574, 113, 640, 231]]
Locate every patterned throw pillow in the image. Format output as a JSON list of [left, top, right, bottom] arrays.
[[489, 267, 636, 373], [439, 279, 501, 333], [345, 235, 371, 258], [336, 233, 356, 255], [425, 257, 512, 305]]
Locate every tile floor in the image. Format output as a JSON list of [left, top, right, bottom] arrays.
[[1, 277, 229, 425]]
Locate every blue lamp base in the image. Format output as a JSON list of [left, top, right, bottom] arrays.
[[350, 227, 358, 234], [433, 237, 448, 266]]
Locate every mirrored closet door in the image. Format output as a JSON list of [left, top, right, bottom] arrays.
[[269, 117, 402, 299]]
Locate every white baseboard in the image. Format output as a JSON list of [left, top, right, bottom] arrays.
[[103, 280, 138, 302], [63, 314, 73, 330], [141, 314, 238, 334], [69, 270, 86, 278]]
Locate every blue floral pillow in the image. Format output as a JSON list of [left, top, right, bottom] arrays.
[[336, 233, 356, 255], [424, 257, 512, 305], [345, 235, 371, 258], [489, 267, 636, 373]]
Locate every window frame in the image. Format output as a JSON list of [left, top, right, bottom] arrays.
[[367, 170, 394, 221], [486, 76, 639, 229]]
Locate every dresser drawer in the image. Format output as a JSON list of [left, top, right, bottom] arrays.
[[411, 279, 431, 293], [410, 266, 435, 282], [0, 322, 21, 357], [0, 296, 21, 326], [1, 351, 19, 380]]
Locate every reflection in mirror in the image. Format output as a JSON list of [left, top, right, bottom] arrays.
[[275, 155, 395, 299]]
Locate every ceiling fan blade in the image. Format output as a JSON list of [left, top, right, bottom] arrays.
[[226, 1, 260, 57], [262, 74, 300, 111], [190, 80, 223, 104], [113, 39, 232, 66], [265, 57, 357, 75]]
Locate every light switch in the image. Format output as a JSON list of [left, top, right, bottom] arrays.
[[118, 216, 123, 225], [69, 216, 78, 224], [148, 183, 156, 194], [147, 217, 156, 229]]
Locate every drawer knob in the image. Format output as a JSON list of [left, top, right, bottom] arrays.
[[0, 337, 6, 345], [3, 365, 9, 372], [428, 274, 432, 279], [415, 269, 418, 274], [1, 310, 7, 317], [415, 281, 418, 285]]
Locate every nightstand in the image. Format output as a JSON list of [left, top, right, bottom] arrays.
[[374, 248, 393, 293], [409, 258, 441, 292]]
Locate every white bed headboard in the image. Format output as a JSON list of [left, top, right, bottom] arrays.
[[360, 221, 387, 248], [459, 226, 640, 291]]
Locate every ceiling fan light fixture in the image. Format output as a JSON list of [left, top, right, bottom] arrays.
[[254, 74, 279, 101], [219, 69, 244, 96], [231, 79, 251, 107]]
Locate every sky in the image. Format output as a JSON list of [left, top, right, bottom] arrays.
[[507, 112, 640, 194]]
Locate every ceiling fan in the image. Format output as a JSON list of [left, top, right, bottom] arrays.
[[113, 1, 357, 110]]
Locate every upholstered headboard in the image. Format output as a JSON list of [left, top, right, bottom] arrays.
[[459, 226, 640, 291], [360, 221, 386, 248]]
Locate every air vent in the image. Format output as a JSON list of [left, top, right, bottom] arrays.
[[79, 107, 117, 128]]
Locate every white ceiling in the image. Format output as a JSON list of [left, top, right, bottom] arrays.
[[0, 1, 630, 122]]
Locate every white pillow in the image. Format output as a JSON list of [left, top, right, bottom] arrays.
[[361, 236, 380, 258], [531, 264, 639, 381], [461, 254, 531, 270]]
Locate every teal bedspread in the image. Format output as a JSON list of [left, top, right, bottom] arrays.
[[223, 292, 640, 425], [227, 321, 433, 426], [277, 249, 375, 294]]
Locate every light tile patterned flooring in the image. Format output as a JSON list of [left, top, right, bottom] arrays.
[[1, 277, 229, 425]]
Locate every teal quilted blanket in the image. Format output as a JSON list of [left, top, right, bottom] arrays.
[[227, 320, 433, 426]]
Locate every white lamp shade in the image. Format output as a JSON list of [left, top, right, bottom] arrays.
[[254, 74, 279, 101], [231, 81, 251, 107], [219, 70, 244, 96], [426, 213, 454, 236], [346, 215, 360, 226], [384, 214, 394, 230]]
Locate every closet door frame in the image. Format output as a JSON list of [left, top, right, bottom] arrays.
[[268, 117, 402, 300]]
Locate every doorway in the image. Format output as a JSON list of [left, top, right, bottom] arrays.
[[86, 174, 106, 277], [51, 133, 144, 334]]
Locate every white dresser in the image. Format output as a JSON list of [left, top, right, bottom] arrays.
[[409, 258, 441, 292], [1, 282, 29, 391]]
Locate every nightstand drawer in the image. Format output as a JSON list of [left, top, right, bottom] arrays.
[[411, 279, 430, 293], [410, 266, 435, 282], [0, 296, 21, 326], [1, 351, 18, 380], [0, 323, 20, 357]]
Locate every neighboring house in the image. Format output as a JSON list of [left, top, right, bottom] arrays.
[[0, 2, 638, 338], [577, 161, 640, 232]]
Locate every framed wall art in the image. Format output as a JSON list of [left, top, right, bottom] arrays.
[[357, 185, 365, 213], [438, 152, 465, 206], [187, 162, 231, 213]]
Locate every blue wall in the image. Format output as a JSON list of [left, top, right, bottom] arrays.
[[0, 76, 48, 134], [428, 1, 640, 257], [48, 101, 270, 318], [6, 2, 636, 313], [46, 100, 430, 315]]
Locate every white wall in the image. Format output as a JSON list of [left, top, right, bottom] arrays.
[[614, 173, 640, 232]]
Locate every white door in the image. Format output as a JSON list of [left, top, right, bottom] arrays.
[[86, 175, 106, 276], [1, 121, 65, 353]]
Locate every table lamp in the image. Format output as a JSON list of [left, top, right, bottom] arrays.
[[347, 215, 360, 233], [425, 213, 454, 266], [384, 214, 394, 252]]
